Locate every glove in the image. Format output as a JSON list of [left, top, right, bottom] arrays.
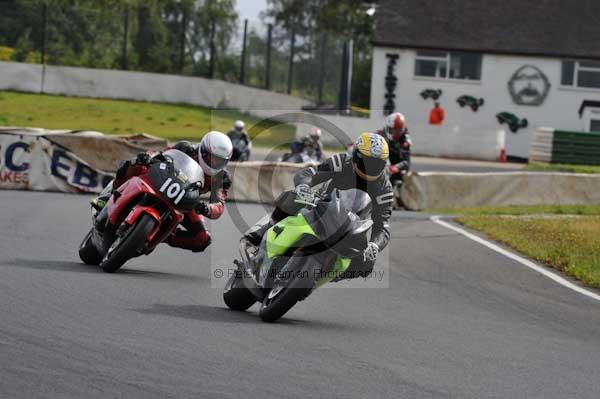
[[195, 201, 210, 216], [295, 184, 315, 204], [135, 152, 151, 165], [363, 242, 379, 262], [388, 165, 400, 175]]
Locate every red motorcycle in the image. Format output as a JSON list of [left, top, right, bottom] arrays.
[[78, 149, 205, 273]]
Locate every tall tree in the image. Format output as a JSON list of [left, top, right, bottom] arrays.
[[188, 0, 238, 78], [265, 0, 374, 107]]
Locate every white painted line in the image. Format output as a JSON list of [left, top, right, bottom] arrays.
[[430, 215, 600, 302]]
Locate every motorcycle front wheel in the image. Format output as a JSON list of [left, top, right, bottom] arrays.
[[100, 213, 156, 273], [258, 257, 313, 323]]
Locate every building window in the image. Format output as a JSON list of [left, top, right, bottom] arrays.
[[591, 119, 600, 132], [561, 60, 600, 89], [415, 50, 481, 81]]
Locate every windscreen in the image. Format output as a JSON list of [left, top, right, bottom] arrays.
[[338, 189, 371, 216], [163, 149, 204, 185]]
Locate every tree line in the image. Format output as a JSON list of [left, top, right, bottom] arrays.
[[0, 0, 374, 107]]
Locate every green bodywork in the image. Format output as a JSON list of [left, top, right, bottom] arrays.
[[265, 214, 352, 287], [316, 257, 352, 287], [266, 214, 317, 260]]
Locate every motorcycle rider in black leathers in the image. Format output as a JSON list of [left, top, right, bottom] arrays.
[[245, 132, 393, 280], [227, 120, 250, 148], [301, 128, 324, 162], [227, 120, 251, 161], [376, 112, 411, 185]]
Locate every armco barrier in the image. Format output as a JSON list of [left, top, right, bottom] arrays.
[[400, 172, 600, 210]]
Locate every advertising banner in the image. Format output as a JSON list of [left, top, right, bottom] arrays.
[[0, 131, 114, 193]]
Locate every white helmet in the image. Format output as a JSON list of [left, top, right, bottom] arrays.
[[310, 127, 322, 138], [234, 120, 245, 130], [198, 131, 233, 176]]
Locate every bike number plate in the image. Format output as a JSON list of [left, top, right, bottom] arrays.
[[159, 177, 186, 205]]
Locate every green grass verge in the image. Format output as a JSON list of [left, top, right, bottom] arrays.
[[429, 204, 600, 216], [457, 215, 600, 288], [526, 162, 600, 174], [0, 90, 295, 147]]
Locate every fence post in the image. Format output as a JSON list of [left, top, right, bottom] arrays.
[[287, 28, 295, 94], [122, 7, 129, 70], [40, 3, 48, 66], [338, 40, 353, 112], [265, 23, 272, 90], [239, 19, 248, 84], [179, 8, 188, 72], [209, 18, 216, 78], [40, 2, 48, 93], [317, 32, 328, 106]]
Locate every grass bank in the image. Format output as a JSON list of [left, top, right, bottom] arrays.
[[430, 204, 600, 216], [457, 215, 600, 288], [435, 205, 600, 289], [0, 91, 295, 147], [526, 162, 600, 174]]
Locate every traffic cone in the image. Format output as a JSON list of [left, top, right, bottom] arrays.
[[498, 148, 507, 163]]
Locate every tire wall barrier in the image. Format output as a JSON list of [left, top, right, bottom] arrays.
[[0, 128, 167, 193], [0, 128, 302, 202], [530, 127, 600, 165], [401, 172, 600, 210]]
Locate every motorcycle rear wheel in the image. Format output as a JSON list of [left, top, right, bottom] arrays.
[[223, 272, 256, 311], [78, 228, 102, 265], [100, 214, 156, 273]]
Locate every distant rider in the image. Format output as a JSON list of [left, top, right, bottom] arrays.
[[301, 128, 324, 162], [94, 131, 233, 253], [376, 112, 412, 185], [245, 132, 393, 280], [227, 120, 250, 148]]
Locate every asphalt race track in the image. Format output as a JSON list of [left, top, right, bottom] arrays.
[[250, 148, 525, 173], [1, 190, 599, 399]]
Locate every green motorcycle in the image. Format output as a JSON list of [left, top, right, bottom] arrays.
[[223, 188, 373, 322]]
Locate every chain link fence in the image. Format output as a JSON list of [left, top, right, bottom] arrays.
[[0, 1, 355, 111]]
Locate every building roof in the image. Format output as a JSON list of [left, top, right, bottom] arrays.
[[374, 0, 600, 60]]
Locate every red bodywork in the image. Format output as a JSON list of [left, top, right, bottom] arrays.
[[105, 173, 185, 254]]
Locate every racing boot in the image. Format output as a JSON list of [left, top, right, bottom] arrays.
[[243, 215, 274, 246]]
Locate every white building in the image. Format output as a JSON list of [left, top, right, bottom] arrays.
[[369, 0, 600, 160]]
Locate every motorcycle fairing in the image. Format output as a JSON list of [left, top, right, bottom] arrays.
[[315, 257, 351, 287], [266, 214, 317, 260]]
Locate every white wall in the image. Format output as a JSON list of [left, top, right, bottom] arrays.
[[370, 48, 600, 159], [0, 62, 310, 118]]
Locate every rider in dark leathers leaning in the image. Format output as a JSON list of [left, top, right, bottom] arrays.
[[245, 132, 393, 280], [376, 112, 412, 185]]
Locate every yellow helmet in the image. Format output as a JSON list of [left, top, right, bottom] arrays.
[[351, 132, 389, 181]]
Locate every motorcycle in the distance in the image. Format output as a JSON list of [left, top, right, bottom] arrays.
[[279, 141, 320, 165], [231, 137, 252, 162], [223, 188, 373, 322], [78, 149, 204, 273]]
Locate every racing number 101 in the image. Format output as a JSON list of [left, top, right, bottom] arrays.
[[159, 178, 186, 205]]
